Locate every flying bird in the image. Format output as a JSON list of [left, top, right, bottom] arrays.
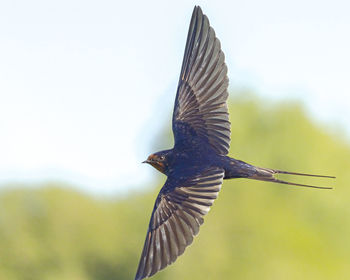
[[135, 6, 334, 280]]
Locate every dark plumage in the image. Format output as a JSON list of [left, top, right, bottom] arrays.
[[135, 6, 334, 280]]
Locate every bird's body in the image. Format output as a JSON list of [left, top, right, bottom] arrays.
[[135, 6, 334, 280], [148, 144, 255, 179]]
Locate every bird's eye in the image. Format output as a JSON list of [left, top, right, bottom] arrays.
[[159, 155, 165, 161]]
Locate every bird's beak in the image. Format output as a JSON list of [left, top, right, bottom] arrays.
[[143, 154, 155, 164]]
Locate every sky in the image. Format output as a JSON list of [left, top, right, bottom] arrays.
[[0, 0, 349, 196]]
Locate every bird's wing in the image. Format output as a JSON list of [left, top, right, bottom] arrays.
[[135, 167, 225, 280], [172, 6, 230, 155]]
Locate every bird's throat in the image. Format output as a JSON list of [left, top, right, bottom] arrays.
[[150, 162, 166, 174]]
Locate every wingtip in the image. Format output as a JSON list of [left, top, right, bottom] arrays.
[[193, 5, 203, 15], [135, 268, 147, 280], [134, 270, 141, 280]]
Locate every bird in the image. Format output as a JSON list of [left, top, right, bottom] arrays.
[[135, 6, 334, 280]]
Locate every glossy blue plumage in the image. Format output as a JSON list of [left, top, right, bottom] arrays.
[[135, 6, 333, 280]]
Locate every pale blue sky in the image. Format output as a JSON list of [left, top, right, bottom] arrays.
[[0, 0, 349, 195]]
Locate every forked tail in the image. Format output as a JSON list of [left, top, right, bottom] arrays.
[[250, 166, 335, 189]]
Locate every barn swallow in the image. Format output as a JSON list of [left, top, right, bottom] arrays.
[[135, 6, 334, 280]]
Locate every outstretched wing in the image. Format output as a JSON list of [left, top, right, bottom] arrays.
[[135, 167, 225, 280], [172, 6, 231, 155]]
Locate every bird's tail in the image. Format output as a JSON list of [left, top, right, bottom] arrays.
[[250, 166, 335, 189]]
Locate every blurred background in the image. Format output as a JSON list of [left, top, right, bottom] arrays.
[[0, 0, 349, 279]]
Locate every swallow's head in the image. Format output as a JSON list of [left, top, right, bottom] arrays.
[[143, 150, 172, 174]]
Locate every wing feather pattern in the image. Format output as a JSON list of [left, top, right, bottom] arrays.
[[135, 167, 225, 280], [173, 6, 231, 155]]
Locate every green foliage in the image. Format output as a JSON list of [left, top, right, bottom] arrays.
[[0, 95, 349, 280]]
